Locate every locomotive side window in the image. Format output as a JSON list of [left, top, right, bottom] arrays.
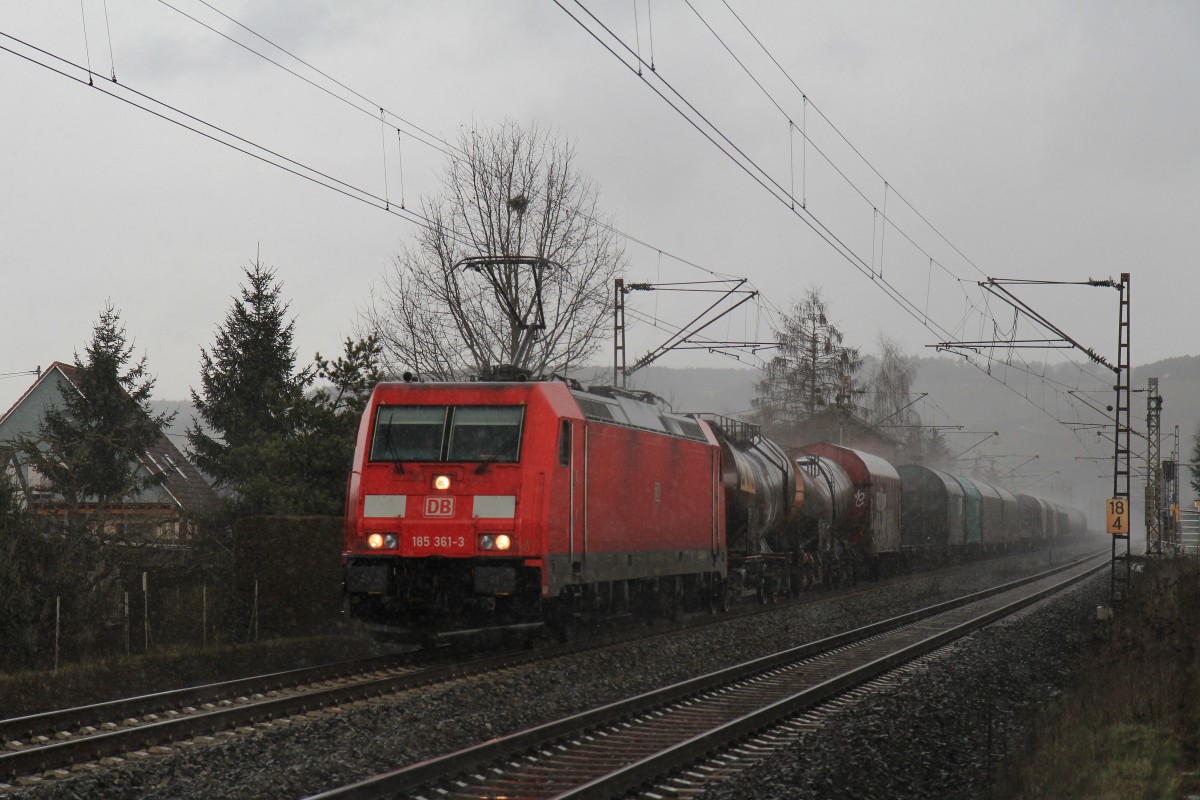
[[558, 420, 571, 466], [370, 406, 447, 462], [447, 406, 524, 462]]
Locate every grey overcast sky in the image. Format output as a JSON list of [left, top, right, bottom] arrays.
[[2, 0, 1197, 415]]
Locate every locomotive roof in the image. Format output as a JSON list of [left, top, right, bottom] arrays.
[[369, 379, 713, 443]]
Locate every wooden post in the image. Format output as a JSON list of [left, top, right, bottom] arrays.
[[253, 579, 259, 643], [142, 571, 149, 651]]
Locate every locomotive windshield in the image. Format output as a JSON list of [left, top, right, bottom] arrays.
[[370, 405, 524, 463]]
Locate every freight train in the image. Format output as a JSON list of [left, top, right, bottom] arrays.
[[342, 380, 1088, 638]]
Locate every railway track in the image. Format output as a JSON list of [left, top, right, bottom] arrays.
[[0, 546, 1096, 788], [304, 553, 1104, 800]]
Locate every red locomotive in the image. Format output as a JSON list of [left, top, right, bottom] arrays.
[[343, 380, 740, 637]]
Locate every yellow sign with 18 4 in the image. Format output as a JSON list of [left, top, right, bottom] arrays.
[[1106, 497, 1129, 535]]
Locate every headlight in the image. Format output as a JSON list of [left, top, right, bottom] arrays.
[[478, 534, 513, 551], [366, 533, 399, 550], [433, 474, 451, 491]]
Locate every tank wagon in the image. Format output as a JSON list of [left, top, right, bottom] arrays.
[[793, 453, 855, 559], [697, 414, 805, 601]]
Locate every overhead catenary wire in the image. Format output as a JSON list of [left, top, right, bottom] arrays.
[[77, 0, 93, 85], [0, 30, 462, 248], [675, 1, 1105, 395], [717, 0, 991, 282], [683, 0, 979, 301], [633, 0, 643, 76], [165, 0, 756, 295], [156, 0, 458, 160], [557, 2, 1118, 433], [101, 0, 116, 81], [10, 7, 1113, 438], [379, 108, 390, 210], [558, 0, 986, 352], [4, 2, 782, 376]]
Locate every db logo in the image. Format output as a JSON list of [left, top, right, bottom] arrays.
[[424, 496, 455, 517]]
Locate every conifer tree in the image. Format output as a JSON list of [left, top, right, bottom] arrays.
[[4, 304, 168, 663], [11, 303, 170, 517], [188, 260, 311, 499], [189, 261, 385, 516]]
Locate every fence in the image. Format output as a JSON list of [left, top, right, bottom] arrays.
[[1179, 510, 1200, 556], [1, 516, 344, 672]]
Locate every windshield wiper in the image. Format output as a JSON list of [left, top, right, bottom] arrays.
[[475, 455, 505, 474]]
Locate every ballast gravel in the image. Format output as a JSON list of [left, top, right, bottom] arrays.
[[704, 568, 1106, 800], [5, 545, 1106, 800]]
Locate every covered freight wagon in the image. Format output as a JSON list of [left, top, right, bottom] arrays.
[[994, 485, 1021, 546], [897, 464, 965, 551]]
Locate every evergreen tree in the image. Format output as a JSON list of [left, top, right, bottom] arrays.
[[10, 304, 170, 517], [188, 260, 311, 501], [189, 261, 385, 516], [3, 305, 169, 664], [280, 335, 386, 516]]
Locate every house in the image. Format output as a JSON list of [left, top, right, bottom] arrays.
[[0, 362, 219, 542]]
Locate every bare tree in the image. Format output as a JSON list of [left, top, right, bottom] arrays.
[[866, 334, 918, 428], [753, 286, 862, 430], [362, 121, 625, 380], [865, 334, 952, 462]]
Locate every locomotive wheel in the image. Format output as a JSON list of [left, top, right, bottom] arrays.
[[708, 580, 732, 614]]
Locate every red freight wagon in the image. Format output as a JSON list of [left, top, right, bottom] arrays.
[[343, 381, 725, 636]]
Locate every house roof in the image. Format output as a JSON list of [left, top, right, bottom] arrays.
[[0, 362, 66, 428], [2, 362, 220, 513]]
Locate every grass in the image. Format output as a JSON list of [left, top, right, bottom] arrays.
[[1000, 558, 1200, 799]]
